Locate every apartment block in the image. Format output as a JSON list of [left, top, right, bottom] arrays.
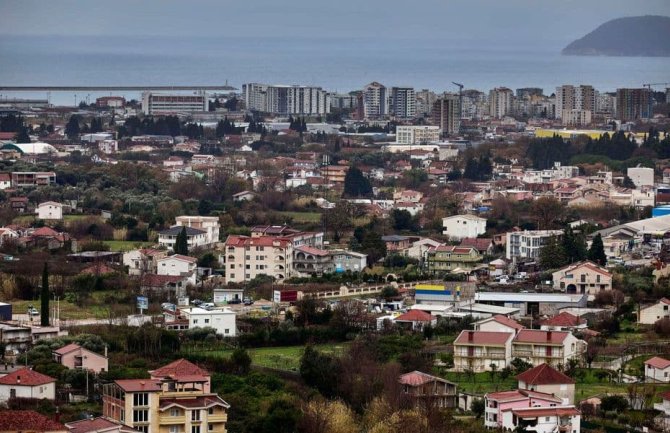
[[390, 87, 416, 119], [488, 87, 514, 119], [453, 330, 513, 372], [506, 230, 563, 260], [223, 235, 293, 283], [141, 92, 207, 115], [242, 83, 330, 115]]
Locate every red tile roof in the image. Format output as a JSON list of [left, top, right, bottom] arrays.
[[398, 370, 454, 387], [510, 406, 580, 418], [159, 395, 229, 410], [0, 410, 65, 431], [149, 359, 209, 379], [660, 390, 670, 401], [53, 343, 82, 356], [114, 379, 162, 392], [645, 356, 670, 369], [0, 367, 55, 386], [487, 315, 525, 330], [225, 235, 291, 248], [395, 309, 434, 323], [516, 363, 575, 385], [540, 312, 585, 328], [460, 237, 493, 252], [556, 260, 611, 277], [514, 330, 568, 344], [486, 389, 562, 403], [661, 298, 670, 306], [65, 417, 133, 433], [31, 227, 61, 237], [454, 331, 513, 346], [295, 245, 329, 257]]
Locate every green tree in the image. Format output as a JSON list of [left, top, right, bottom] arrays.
[[471, 398, 485, 418], [588, 233, 607, 266], [65, 115, 81, 139], [342, 166, 372, 198], [230, 348, 252, 375], [359, 230, 387, 267], [300, 345, 339, 397], [539, 236, 567, 270], [174, 226, 189, 255], [562, 226, 587, 264], [40, 262, 49, 326]]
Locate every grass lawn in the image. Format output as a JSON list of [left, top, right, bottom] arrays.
[[441, 371, 516, 395], [10, 290, 133, 320], [277, 211, 322, 224], [102, 240, 155, 252], [185, 343, 349, 371]]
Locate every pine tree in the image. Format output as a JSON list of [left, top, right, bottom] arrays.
[[40, 262, 50, 326], [540, 236, 567, 270], [342, 166, 372, 197], [588, 234, 607, 266], [174, 226, 189, 255]]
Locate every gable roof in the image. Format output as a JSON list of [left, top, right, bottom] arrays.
[[645, 356, 670, 369], [482, 314, 524, 330], [555, 260, 611, 277], [516, 363, 575, 385], [454, 330, 514, 346], [114, 379, 162, 392], [160, 254, 197, 264], [460, 237, 493, 251], [395, 309, 434, 322], [399, 370, 454, 387], [53, 343, 82, 356], [513, 329, 569, 344], [0, 410, 65, 431], [486, 389, 562, 403], [149, 358, 209, 379], [0, 367, 56, 386], [65, 417, 137, 433], [540, 312, 586, 328], [159, 226, 206, 236], [510, 406, 580, 418]]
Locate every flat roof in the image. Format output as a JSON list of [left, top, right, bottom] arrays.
[[475, 292, 586, 303], [456, 302, 520, 315]]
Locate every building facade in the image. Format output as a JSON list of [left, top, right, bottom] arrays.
[[442, 215, 487, 240], [453, 330, 513, 372], [362, 82, 388, 119], [390, 87, 416, 119], [552, 261, 612, 295], [223, 235, 293, 283], [431, 94, 460, 136], [395, 125, 440, 144], [242, 83, 330, 115], [616, 88, 651, 121], [506, 230, 563, 260], [141, 92, 207, 115], [489, 87, 514, 119]]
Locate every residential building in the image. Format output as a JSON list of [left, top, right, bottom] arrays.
[[330, 93, 358, 110], [627, 166, 654, 188], [320, 165, 348, 183], [506, 230, 563, 260], [395, 125, 440, 145], [425, 245, 483, 273], [0, 410, 66, 433], [539, 312, 587, 333], [442, 215, 487, 240], [213, 287, 244, 304], [35, 201, 63, 220], [250, 225, 324, 249], [431, 94, 460, 136], [453, 330, 513, 372], [406, 238, 441, 261], [123, 249, 167, 276], [223, 235, 293, 283], [645, 356, 670, 382], [394, 310, 436, 331], [158, 226, 208, 250], [0, 368, 56, 402], [516, 363, 576, 404], [561, 109, 592, 126], [381, 235, 412, 253], [174, 216, 220, 247], [0, 173, 10, 189], [638, 298, 670, 324], [474, 315, 524, 335], [139, 274, 188, 299], [555, 85, 595, 119], [65, 416, 137, 433], [552, 261, 612, 295], [293, 245, 333, 277], [157, 254, 197, 285], [0, 323, 32, 354], [390, 87, 416, 119], [616, 88, 651, 121], [399, 371, 457, 409], [416, 89, 438, 116], [460, 237, 494, 255], [52, 343, 108, 374], [242, 83, 330, 115], [0, 227, 19, 246], [179, 307, 236, 337], [512, 330, 586, 369], [141, 92, 207, 115], [489, 87, 514, 119], [329, 249, 367, 272], [484, 389, 563, 429], [500, 406, 581, 433], [102, 359, 230, 433], [11, 171, 56, 187], [362, 82, 387, 119]]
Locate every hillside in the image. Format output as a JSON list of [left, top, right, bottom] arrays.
[[562, 15, 670, 57]]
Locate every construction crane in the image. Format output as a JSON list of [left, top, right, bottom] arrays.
[[452, 82, 464, 134], [643, 82, 670, 118]]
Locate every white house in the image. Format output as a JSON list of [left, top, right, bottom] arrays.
[[35, 201, 63, 220], [500, 406, 581, 433], [442, 215, 487, 240], [0, 227, 19, 246], [474, 315, 524, 335], [645, 357, 670, 383], [0, 367, 56, 402], [157, 254, 197, 285], [233, 190, 257, 202], [180, 307, 237, 337], [158, 226, 208, 250], [213, 287, 245, 304], [406, 238, 442, 261], [122, 248, 167, 276], [552, 261, 612, 296], [174, 215, 220, 247], [639, 298, 670, 324]]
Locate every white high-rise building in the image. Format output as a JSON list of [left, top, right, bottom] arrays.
[[391, 87, 416, 119], [362, 82, 388, 119], [242, 83, 330, 115], [141, 92, 207, 115], [488, 87, 514, 119], [555, 85, 595, 120]]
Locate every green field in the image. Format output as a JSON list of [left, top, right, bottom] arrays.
[[277, 211, 322, 224], [185, 343, 349, 371], [9, 291, 133, 320], [102, 240, 155, 252]]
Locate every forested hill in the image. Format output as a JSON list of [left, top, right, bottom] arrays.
[[562, 15, 670, 57]]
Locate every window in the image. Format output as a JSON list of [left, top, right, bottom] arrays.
[[193, 319, 198, 324], [230, 264, 234, 269], [204, 319, 210, 324], [133, 410, 148, 423], [133, 393, 149, 406], [229, 274, 235, 279], [545, 417, 551, 422], [120, 409, 125, 422], [9, 389, 16, 398], [208, 424, 214, 431], [170, 408, 180, 417], [192, 427, 201, 433], [208, 407, 214, 415], [192, 410, 201, 421], [169, 427, 179, 433], [225, 329, 230, 334]]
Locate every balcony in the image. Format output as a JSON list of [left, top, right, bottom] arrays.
[[207, 414, 228, 423], [457, 352, 507, 360], [159, 416, 186, 425]]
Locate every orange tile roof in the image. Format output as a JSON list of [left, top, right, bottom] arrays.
[[514, 330, 568, 344], [540, 312, 585, 328], [645, 356, 670, 369], [488, 315, 525, 330], [114, 379, 162, 392], [486, 389, 562, 403], [454, 331, 513, 346], [516, 363, 575, 385], [0, 367, 56, 386], [510, 406, 580, 418], [149, 358, 209, 379], [395, 309, 434, 322], [0, 410, 65, 431]]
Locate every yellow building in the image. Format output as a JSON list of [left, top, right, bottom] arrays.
[[102, 359, 229, 433], [534, 128, 664, 142]]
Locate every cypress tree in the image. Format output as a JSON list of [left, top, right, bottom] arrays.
[[588, 234, 607, 266], [40, 262, 50, 326], [174, 226, 189, 255]]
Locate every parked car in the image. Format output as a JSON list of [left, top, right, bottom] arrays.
[[27, 306, 39, 316]]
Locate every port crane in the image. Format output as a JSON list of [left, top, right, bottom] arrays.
[[452, 82, 464, 134]]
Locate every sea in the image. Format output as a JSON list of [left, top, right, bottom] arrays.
[[1, 35, 669, 106]]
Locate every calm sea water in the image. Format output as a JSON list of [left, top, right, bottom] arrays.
[[1, 35, 669, 105]]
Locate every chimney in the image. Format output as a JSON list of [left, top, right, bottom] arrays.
[[16, 375, 20, 384], [547, 331, 552, 341], [468, 331, 474, 342]]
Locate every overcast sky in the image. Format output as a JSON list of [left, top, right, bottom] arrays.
[[1, 0, 669, 44]]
